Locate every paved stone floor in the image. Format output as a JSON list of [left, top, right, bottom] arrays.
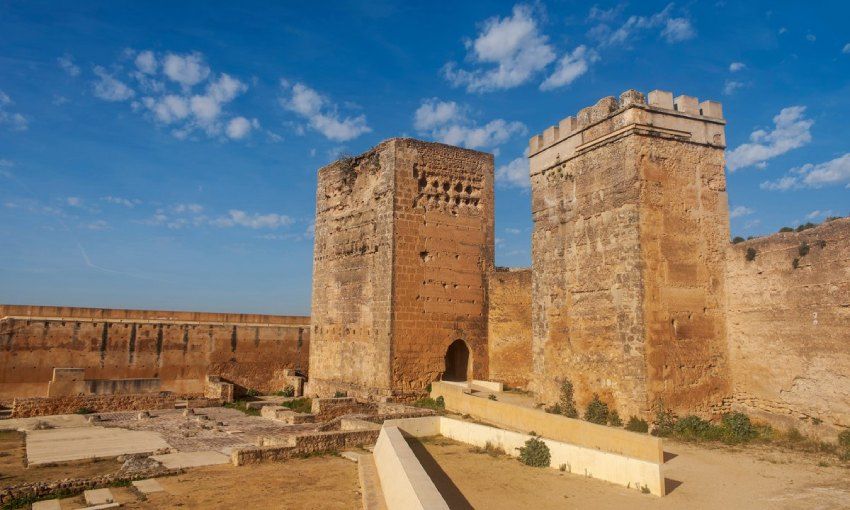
[[26, 426, 170, 465]]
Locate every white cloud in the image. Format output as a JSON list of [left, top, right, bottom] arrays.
[[85, 220, 110, 231], [92, 66, 135, 101], [173, 203, 204, 214], [213, 209, 294, 229], [505, 227, 521, 234], [723, 79, 744, 95], [443, 4, 556, 92], [540, 45, 598, 90], [414, 99, 463, 131], [806, 34, 816, 42], [163, 52, 209, 87], [595, 4, 696, 47], [761, 153, 850, 191], [102, 196, 141, 207], [806, 210, 833, 220], [66, 197, 82, 207], [226, 116, 258, 139], [729, 205, 754, 218], [280, 82, 371, 142], [495, 156, 530, 188], [58, 54, 80, 76], [0, 91, 29, 131], [134, 50, 157, 74], [727, 106, 813, 171], [412, 98, 525, 150], [729, 62, 746, 72], [844, 43, 850, 54]]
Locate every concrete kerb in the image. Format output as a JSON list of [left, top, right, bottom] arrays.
[[373, 426, 450, 510]]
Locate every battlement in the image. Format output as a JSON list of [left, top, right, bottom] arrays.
[[528, 89, 725, 158]]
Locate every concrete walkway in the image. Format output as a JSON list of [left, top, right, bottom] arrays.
[[26, 426, 170, 465], [150, 450, 230, 469]]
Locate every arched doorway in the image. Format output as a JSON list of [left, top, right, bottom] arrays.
[[443, 339, 470, 382]]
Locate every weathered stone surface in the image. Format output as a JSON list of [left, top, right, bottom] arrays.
[[309, 138, 494, 399], [0, 305, 309, 398], [487, 268, 532, 389], [726, 218, 850, 433], [529, 90, 730, 419]]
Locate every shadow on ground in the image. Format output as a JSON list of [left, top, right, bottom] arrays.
[[406, 438, 473, 510]]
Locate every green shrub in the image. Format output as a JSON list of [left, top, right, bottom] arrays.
[[732, 236, 745, 244], [333, 391, 347, 398], [625, 416, 649, 433], [745, 247, 757, 261], [245, 388, 260, 398], [825, 216, 840, 222], [224, 400, 261, 416], [608, 410, 622, 427], [558, 380, 578, 418], [779, 226, 794, 233], [413, 396, 445, 411], [488, 394, 497, 401], [275, 385, 295, 398], [75, 407, 95, 415], [792, 257, 800, 269], [280, 397, 312, 414], [798, 242, 810, 257], [673, 415, 721, 441], [652, 400, 676, 437], [796, 222, 816, 232], [545, 403, 563, 415], [838, 430, 850, 461], [584, 394, 610, 425], [518, 435, 550, 467]]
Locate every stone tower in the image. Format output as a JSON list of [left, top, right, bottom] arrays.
[[529, 90, 730, 418], [309, 138, 494, 399]]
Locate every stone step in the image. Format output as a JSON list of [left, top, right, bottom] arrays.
[[0, 409, 11, 420]]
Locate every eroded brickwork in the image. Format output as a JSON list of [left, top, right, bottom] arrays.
[[726, 219, 850, 433], [529, 90, 730, 418], [0, 305, 309, 398], [309, 138, 493, 398], [487, 268, 532, 389]]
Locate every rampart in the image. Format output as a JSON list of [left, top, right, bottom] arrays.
[[726, 218, 850, 433], [487, 268, 532, 389], [0, 304, 310, 399]]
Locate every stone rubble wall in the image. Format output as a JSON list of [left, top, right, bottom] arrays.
[[0, 306, 309, 399], [231, 429, 381, 466], [726, 218, 850, 434], [487, 268, 532, 389], [10, 393, 218, 418]]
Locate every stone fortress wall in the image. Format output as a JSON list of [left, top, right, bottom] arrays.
[[309, 138, 494, 399], [725, 218, 850, 432], [528, 89, 730, 419], [487, 268, 533, 389], [0, 304, 310, 400]]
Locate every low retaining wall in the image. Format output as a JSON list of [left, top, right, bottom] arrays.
[[386, 416, 665, 496], [431, 381, 663, 463], [10, 394, 217, 418], [0, 466, 181, 507], [231, 429, 380, 466], [373, 426, 450, 510]]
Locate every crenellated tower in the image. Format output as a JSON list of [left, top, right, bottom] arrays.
[[528, 89, 731, 418]]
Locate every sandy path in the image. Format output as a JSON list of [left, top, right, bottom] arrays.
[[414, 437, 850, 510]]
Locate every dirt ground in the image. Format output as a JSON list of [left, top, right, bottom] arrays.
[[411, 436, 850, 510], [52, 455, 361, 510], [0, 430, 122, 485]]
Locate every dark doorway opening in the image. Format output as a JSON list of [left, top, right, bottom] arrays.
[[443, 339, 470, 382]]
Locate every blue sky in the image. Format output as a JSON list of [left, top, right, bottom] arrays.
[[1, 1, 848, 315]]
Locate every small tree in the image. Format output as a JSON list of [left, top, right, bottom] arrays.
[[745, 247, 757, 261], [798, 242, 810, 257], [779, 226, 794, 233], [518, 435, 550, 467], [732, 236, 745, 244], [652, 400, 676, 437], [558, 380, 578, 418], [584, 394, 610, 425]]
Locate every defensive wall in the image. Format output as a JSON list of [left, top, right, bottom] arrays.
[[0, 304, 310, 399], [487, 267, 533, 389]]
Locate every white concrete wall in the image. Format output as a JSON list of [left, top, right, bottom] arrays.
[[385, 416, 665, 497], [372, 426, 450, 510]]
